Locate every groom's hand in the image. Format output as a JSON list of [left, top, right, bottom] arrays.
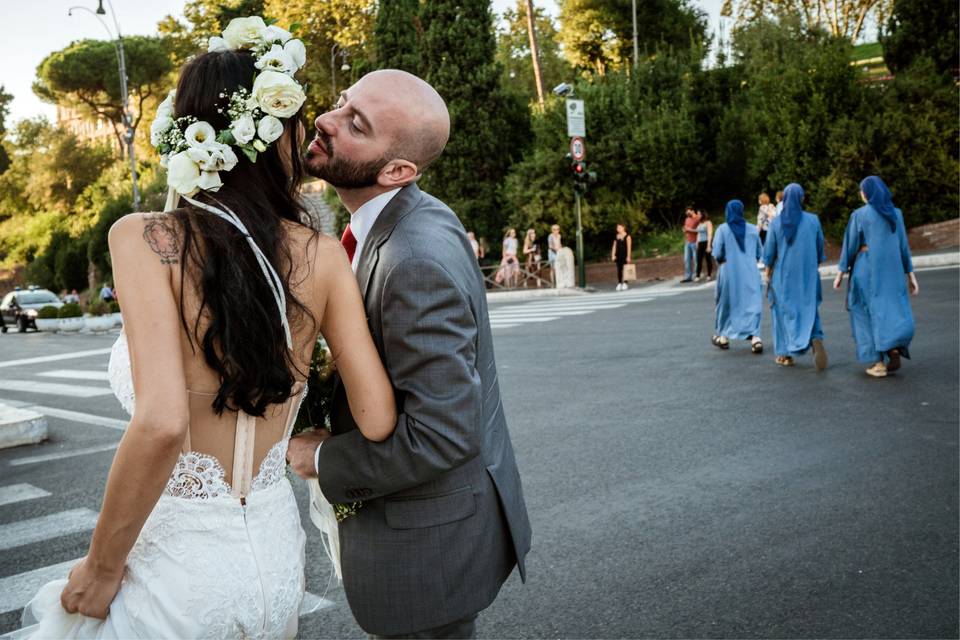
[[287, 429, 331, 480]]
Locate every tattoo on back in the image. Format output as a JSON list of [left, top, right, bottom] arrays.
[[142, 214, 180, 265]]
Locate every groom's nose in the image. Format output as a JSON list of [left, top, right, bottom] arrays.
[[314, 114, 334, 137]]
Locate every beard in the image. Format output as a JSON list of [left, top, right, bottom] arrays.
[[304, 132, 385, 189]]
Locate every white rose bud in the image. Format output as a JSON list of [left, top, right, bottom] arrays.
[[184, 121, 217, 149], [221, 16, 267, 50], [251, 70, 306, 119], [253, 139, 267, 152], [263, 25, 292, 44], [254, 44, 296, 76], [197, 170, 223, 192], [166, 151, 201, 195], [230, 114, 256, 144], [283, 39, 306, 70], [257, 115, 284, 144], [208, 36, 230, 52]]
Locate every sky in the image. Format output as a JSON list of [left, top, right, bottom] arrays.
[[1, 0, 726, 125]]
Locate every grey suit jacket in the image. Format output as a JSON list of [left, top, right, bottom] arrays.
[[317, 183, 531, 636]]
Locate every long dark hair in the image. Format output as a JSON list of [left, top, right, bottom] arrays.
[[171, 49, 314, 417]]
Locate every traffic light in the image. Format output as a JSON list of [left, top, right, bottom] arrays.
[[571, 160, 596, 192]]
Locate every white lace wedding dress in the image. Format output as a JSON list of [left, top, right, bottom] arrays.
[[19, 332, 309, 639]]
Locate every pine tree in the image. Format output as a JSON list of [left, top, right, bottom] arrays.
[[374, 0, 420, 72], [417, 0, 530, 240]]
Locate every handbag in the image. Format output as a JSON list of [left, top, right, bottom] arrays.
[[622, 263, 637, 281]]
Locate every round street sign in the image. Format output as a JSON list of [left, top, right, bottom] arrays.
[[570, 136, 586, 161]]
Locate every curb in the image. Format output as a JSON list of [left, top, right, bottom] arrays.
[[0, 403, 48, 449], [819, 251, 959, 277]]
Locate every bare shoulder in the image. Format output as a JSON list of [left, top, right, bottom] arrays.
[[109, 212, 182, 266]]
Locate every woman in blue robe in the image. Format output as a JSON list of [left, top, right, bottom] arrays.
[[833, 175, 919, 378], [712, 200, 764, 353], [763, 183, 828, 369]]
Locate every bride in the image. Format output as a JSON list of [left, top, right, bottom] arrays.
[[19, 17, 396, 639]]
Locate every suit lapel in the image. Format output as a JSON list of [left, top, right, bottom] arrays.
[[355, 183, 423, 300]]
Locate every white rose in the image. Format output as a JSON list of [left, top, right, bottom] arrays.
[[263, 25, 292, 45], [184, 121, 217, 149], [186, 146, 212, 167], [198, 170, 223, 191], [221, 16, 267, 50], [256, 115, 284, 143], [208, 36, 230, 52], [283, 39, 306, 70], [166, 151, 201, 195], [209, 143, 239, 171], [150, 115, 172, 146], [156, 91, 176, 120], [251, 70, 306, 118], [230, 113, 256, 144], [255, 44, 296, 76]]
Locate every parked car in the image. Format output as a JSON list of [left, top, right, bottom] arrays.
[[0, 287, 64, 332]]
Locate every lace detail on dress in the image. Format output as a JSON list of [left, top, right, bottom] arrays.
[[250, 438, 289, 494], [165, 452, 232, 500], [108, 332, 135, 416]]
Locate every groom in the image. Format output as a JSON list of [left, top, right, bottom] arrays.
[[287, 70, 531, 639]]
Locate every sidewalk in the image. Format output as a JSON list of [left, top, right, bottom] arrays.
[[0, 403, 47, 449]]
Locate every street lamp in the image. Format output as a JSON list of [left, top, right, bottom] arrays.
[[330, 44, 352, 102], [68, 0, 141, 211]]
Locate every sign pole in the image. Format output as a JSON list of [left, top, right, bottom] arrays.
[[575, 189, 585, 288]]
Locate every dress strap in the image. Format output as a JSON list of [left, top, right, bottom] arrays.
[[231, 411, 257, 499]]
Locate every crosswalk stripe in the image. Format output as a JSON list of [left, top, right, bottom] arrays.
[[490, 324, 519, 329], [8, 443, 120, 466], [0, 484, 51, 507], [0, 349, 112, 369], [37, 370, 110, 381], [0, 558, 78, 615], [0, 509, 99, 552], [489, 316, 559, 324], [26, 405, 127, 431], [0, 381, 113, 398], [489, 309, 594, 317]]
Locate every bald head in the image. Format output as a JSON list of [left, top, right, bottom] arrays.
[[357, 69, 450, 172]]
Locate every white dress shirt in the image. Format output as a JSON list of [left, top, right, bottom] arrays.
[[315, 187, 401, 475]]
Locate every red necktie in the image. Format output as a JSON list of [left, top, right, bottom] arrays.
[[341, 224, 357, 264]]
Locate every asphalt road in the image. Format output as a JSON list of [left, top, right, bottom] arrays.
[[0, 266, 956, 639]]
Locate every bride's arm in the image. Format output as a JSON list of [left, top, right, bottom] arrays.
[[60, 213, 189, 619], [316, 241, 396, 441]]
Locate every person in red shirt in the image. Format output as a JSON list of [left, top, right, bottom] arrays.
[[682, 206, 701, 282]]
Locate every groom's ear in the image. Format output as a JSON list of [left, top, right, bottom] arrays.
[[378, 159, 420, 188]]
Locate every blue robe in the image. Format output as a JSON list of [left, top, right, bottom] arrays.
[[714, 222, 763, 340], [763, 212, 825, 356], [837, 204, 915, 363]]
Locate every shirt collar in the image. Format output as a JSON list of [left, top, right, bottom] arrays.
[[350, 188, 402, 248]]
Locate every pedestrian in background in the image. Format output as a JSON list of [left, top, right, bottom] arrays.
[[757, 192, 777, 245], [695, 209, 714, 282], [834, 175, 919, 378], [681, 207, 701, 283], [495, 228, 520, 288], [99, 283, 115, 303], [467, 231, 483, 260], [775, 190, 784, 216], [712, 200, 764, 353], [548, 224, 562, 284], [611, 223, 632, 291], [522, 228, 540, 285], [764, 183, 828, 369], [65, 289, 80, 304]]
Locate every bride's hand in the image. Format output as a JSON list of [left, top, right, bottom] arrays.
[[60, 556, 124, 619]]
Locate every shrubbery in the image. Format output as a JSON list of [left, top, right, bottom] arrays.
[[57, 302, 82, 319]]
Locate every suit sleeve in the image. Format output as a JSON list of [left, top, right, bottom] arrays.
[[316, 257, 481, 503]]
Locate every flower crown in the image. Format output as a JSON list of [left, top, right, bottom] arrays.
[[150, 16, 308, 196]]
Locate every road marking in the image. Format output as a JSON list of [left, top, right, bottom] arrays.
[[0, 509, 99, 552], [9, 443, 119, 466], [0, 483, 51, 507], [37, 370, 110, 381], [0, 348, 112, 369], [489, 309, 595, 317], [490, 324, 520, 329], [0, 381, 113, 398], [0, 558, 78, 615], [27, 405, 127, 430], [489, 316, 560, 324]]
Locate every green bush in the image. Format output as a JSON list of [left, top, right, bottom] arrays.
[[108, 300, 120, 313], [87, 300, 109, 316], [36, 305, 60, 319], [57, 302, 82, 318]]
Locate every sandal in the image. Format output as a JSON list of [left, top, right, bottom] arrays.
[[866, 362, 888, 378], [887, 349, 902, 372], [750, 337, 763, 354], [775, 356, 795, 367], [712, 335, 729, 349]]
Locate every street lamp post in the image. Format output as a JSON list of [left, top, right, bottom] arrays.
[[330, 44, 352, 102], [68, 0, 140, 211], [632, 0, 639, 70]]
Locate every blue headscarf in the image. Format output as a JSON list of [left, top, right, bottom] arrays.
[[860, 175, 897, 232], [780, 183, 805, 245], [725, 199, 746, 251]]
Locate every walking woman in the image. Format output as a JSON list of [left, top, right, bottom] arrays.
[[495, 228, 520, 288], [763, 183, 828, 369], [712, 200, 764, 353], [833, 176, 919, 378], [611, 224, 632, 291], [756, 192, 777, 245], [695, 210, 714, 281], [522, 228, 540, 285]]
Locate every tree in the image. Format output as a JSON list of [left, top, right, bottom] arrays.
[[720, 0, 893, 42], [558, 0, 708, 75], [0, 86, 12, 174], [418, 0, 531, 240], [33, 37, 173, 158], [374, 0, 420, 73], [20, 124, 114, 214], [497, 1, 571, 102], [881, 0, 959, 75]]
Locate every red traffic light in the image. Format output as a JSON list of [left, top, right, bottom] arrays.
[[574, 162, 585, 174]]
